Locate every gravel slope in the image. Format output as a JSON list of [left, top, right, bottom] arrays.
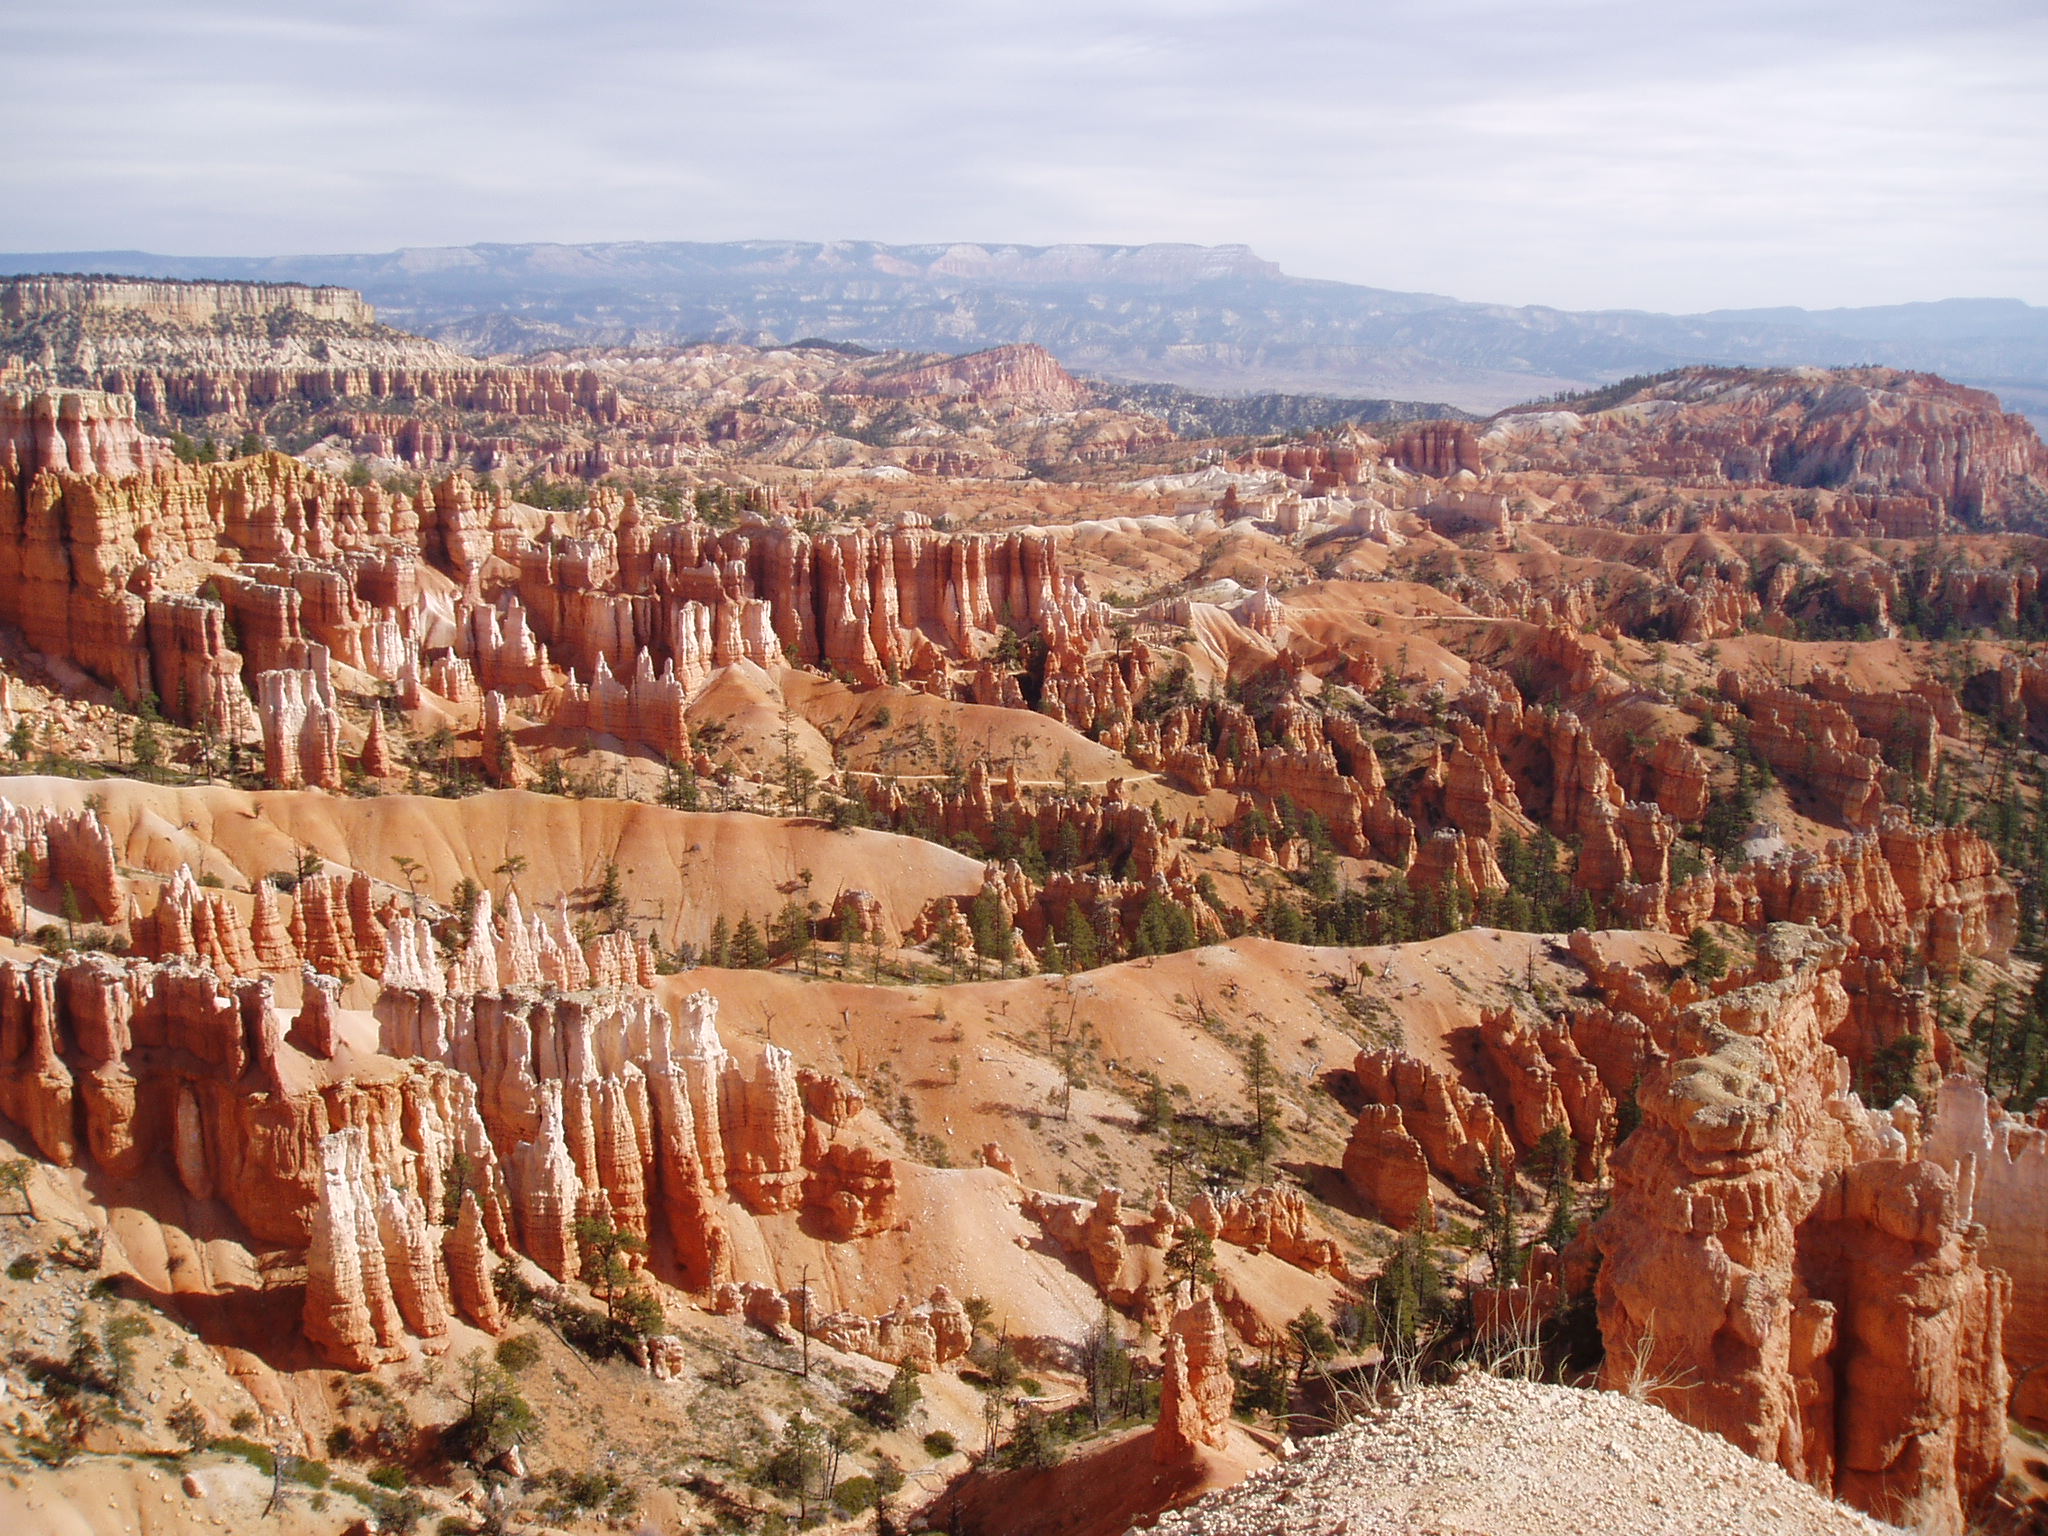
[[1143, 1373, 1902, 1536]]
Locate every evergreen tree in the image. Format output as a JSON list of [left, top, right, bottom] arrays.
[[774, 899, 815, 973], [1264, 896, 1308, 944], [968, 886, 1010, 973], [1079, 1312, 1134, 1428], [1684, 926, 1730, 983], [659, 755, 700, 810], [733, 913, 767, 969], [1373, 1215, 1446, 1349], [881, 1360, 922, 1428], [1061, 901, 1100, 971], [1164, 1224, 1217, 1294], [1481, 1147, 1521, 1285], [1245, 1035, 1279, 1158], [1286, 1307, 1337, 1385], [132, 720, 162, 782]]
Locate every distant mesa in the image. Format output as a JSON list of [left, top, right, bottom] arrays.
[[4, 239, 2044, 417], [1, 272, 376, 327]]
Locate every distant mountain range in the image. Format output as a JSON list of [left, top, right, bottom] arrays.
[[4, 240, 2044, 419]]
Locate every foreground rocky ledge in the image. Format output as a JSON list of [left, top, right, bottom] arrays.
[[1143, 1372, 1900, 1536]]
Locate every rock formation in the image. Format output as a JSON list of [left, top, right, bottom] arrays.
[[1342, 1104, 1433, 1229], [1925, 1076, 2048, 1422], [1155, 1295, 1234, 1461], [1480, 367, 2048, 525], [1594, 925, 2008, 1533], [1352, 1049, 1511, 1193]]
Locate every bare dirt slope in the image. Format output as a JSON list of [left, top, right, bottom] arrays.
[[0, 777, 987, 950]]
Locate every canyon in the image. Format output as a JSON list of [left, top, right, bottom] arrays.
[[1, 274, 2048, 1536]]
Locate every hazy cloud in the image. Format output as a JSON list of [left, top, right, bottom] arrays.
[[3, 0, 2042, 310]]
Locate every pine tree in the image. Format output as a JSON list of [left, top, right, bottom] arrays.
[[774, 899, 814, 973], [1164, 1225, 1217, 1294], [882, 1359, 922, 1428], [1245, 1036, 1279, 1158], [1482, 1146, 1521, 1285], [132, 719, 162, 782], [968, 887, 1009, 973], [1062, 902, 1099, 971], [1079, 1312, 1133, 1428], [1684, 926, 1730, 983], [1374, 1215, 1444, 1349]]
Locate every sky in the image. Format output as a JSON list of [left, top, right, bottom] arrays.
[[4, 0, 2044, 313]]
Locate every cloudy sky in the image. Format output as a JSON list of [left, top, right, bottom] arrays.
[[5, 0, 2042, 313]]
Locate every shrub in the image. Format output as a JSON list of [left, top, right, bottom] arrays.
[[833, 1476, 879, 1516], [8, 1253, 41, 1280], [1683, 926, 1730, 984], [369, 1488, 428, 1533], [166, 1402, 209, 1453], [1003, 1407, 1061, 1469], [922, 1430, 956, 1459], [211, 1437, 275, 1475], [612, 1286, 666, 1341], [493, 1332, 542, 1373], [967, 1335, 1023, 1391], [536, 1468, 637, 1522], [880, 1360, 921, 1428]]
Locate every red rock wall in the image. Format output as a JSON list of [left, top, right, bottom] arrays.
[[1593, 924, 2009, 1532]]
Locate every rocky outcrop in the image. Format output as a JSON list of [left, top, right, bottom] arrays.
[[360, 706, 395, 779], [1211, 1186, 1345, 1275], [1123, 694, 1409, 865], [518, 507, 1101, 689], [1718, 672, 1883, 828], [1155, 1295, 1234, 1461], [258, 662, 344, 791], [0, 436, 1110, 772], [1342, 1105, 1433, 1228], [1594, 925, 2009, 1533], [1031, 1187, 1134, 1296], [1487, 368, 2048, 525], [802, 1141, 900, 1240], [1732, 811, 2015, 970], [713, 1282, 973, 1368], [0, 386, 174, 477], [0, 920, 940, 1375], [858, 344, 1085, 409], [303, 1128, 406, 1370], [4, 275, 377, 330], [1353, 1049, 1511, 1193], [288, 870, 389, 980], [443, 1188, 508, 1334], [720, 1044, 807, 1214], [1925, 1076, 2048, 1417], [1391, 422, 1484, 479], [133, 866, 258, 980], [0, 797, 124, 927], [1469, 1005, 1614, 1179]]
